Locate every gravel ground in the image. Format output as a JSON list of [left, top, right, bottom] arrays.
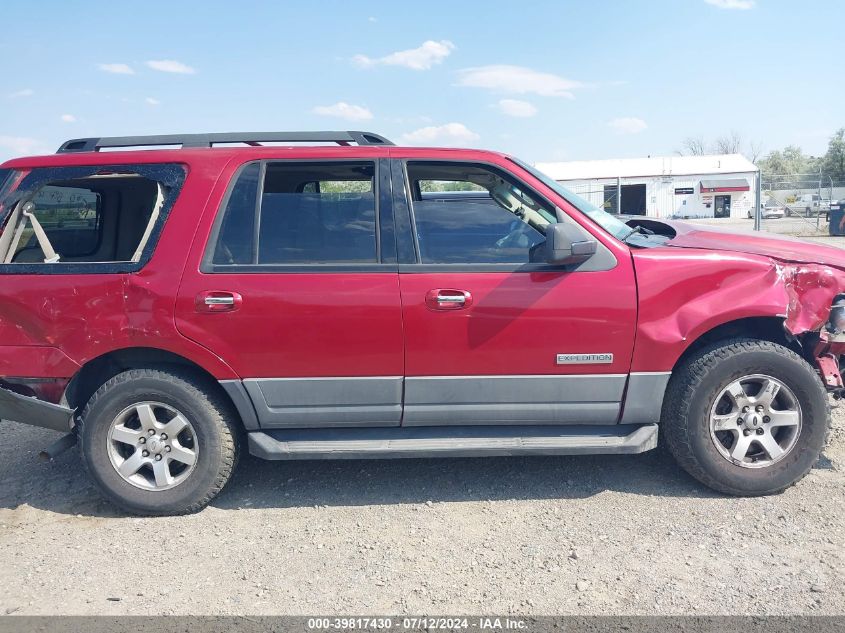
[[0, 406, 843, 617]]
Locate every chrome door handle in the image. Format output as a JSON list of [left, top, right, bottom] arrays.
[[436, 294, 466, 304], [204, 296, 235, 306], [195, 291, 242, 313], [425, 289, 473, 311]]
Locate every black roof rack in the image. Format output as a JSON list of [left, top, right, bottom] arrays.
[[56, 131, 394, 153]]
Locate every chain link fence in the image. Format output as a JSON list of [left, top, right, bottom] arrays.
[[759, 173, 845, 236], [551, 173, 845, 238]]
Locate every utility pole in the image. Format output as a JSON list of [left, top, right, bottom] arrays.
[[818, 167, 823, 230], [616, 176, 621, 215], [754, 169, 762, 231]]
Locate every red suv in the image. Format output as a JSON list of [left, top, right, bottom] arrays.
[[1, 131, 843, 515]]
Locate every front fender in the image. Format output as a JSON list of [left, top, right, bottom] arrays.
[[630, 249, 845, 372]]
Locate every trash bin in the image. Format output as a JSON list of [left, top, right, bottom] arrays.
[[830, 201, 845, 236]]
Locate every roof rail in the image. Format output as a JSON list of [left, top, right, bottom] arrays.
[[56, 131, 394, 153]]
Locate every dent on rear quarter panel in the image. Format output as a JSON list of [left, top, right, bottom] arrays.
[[630, 249, 845, 372], [0, 155, 239, 387]]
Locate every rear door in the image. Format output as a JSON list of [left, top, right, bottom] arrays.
[[176, 157, 405, 428], [391, 152, 638, 426]]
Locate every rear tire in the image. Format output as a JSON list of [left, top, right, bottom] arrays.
[[662, 338, 829, 496], [79, 368, 240, 515]]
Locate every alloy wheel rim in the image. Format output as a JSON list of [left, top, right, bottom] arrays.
[[709, 374, 802, 469], [107, 401, 198, 490]]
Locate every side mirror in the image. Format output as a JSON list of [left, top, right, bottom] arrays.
[[543, 222, 597, 265]]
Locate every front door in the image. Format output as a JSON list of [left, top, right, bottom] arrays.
[[715, 195, 731, 218], [391, 156, 638, 426], [176, 158, 405, 428]]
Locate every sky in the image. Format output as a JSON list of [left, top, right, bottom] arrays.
[[0, 0, 842, 164]]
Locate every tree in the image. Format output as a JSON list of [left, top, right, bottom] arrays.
[[822, 128, 845, 180], [676, 131, 762, 161], [678, 136, 708, 156], [758, 146, 819, 177], [713, 130, 743, 154], [747, 139, 765, 164]]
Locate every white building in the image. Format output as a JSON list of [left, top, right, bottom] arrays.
[[535, 154, 759, 220]]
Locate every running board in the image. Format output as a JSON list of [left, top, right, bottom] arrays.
[[248, 424, 658, 460]]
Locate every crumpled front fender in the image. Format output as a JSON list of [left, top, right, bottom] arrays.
[[781, 263, 845, 335], [631, 250, 845, 374]]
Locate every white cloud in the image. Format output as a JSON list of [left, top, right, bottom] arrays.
[[704, 0, 755, 8], [368, 16, 377, 22], [496, 99, 537, 118], [98, 63, 134, 75], [0, 136, 45, 156], [456, 65, 582, 98], [145, 59, 196, 74], [313, 102, 374, 121], [353, 40, 455, 71], [8, 88, 34, 98], [145, 97, 161, 105], [608, 117, 648, 134], [400, 123, 479, 146], [60, 114, 76, 123]]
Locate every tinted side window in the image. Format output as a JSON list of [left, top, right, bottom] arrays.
[[259, 163, 376, 264], [406, 162, 552, 264], [212, 161, 378, 266], [213, 163, 260, 265]]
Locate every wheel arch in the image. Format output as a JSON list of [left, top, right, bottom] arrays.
[[63, 347, 257, 431], [670, 316, 799, 373]]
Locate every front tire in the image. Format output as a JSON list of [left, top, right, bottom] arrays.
[[79, 368, 240, 515], [662, 339, 829, 496]]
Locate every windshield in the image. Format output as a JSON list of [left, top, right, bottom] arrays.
[[508, 158, 633, 241]]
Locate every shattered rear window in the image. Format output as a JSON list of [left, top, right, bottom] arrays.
[[0, 164, 186, 273]]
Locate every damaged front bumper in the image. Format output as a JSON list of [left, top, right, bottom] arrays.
[[779, 264, 845, 391], [0, 386, 75, 432]]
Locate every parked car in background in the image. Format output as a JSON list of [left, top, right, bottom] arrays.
[[748, 198, 786, 219], [785, 193, 831, 217]]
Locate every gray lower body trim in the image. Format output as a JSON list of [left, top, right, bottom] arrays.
[[619, 372, 672, 425], [403, 375, 626, 426], [248, 424, 658, 460], [244, 377, 403, 428], [219, 380, 261, 431]]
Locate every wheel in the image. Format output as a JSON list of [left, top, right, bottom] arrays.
[[785, 207, 792, 217], [79, 368, 240, 515], [662, 338, 829, 496], [806, 207, 812, 217]]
